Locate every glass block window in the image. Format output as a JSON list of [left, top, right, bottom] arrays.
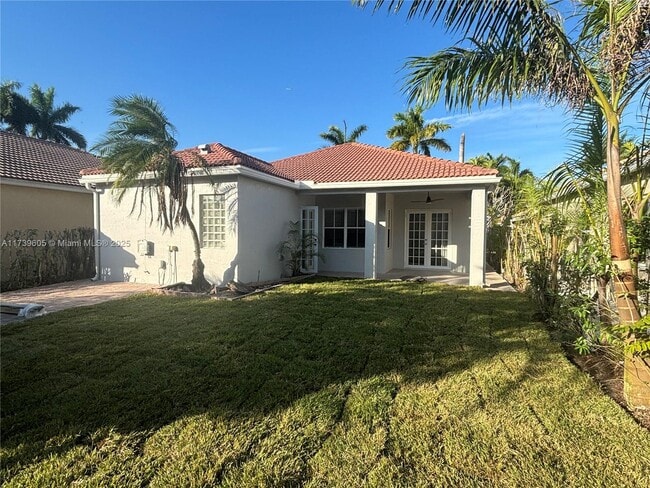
[[323, 208, 365, 248], [200, 194, 226, 247]]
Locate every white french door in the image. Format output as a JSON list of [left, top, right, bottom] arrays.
[[300, 206, 318, 273], [405, 210, 450, 269]]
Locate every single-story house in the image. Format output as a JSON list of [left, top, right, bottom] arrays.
[[0, 131, 101, 239], [79, 142, 499, 286]]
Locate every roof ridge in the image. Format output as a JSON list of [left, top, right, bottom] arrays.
[[271, 141, 465, 166], [0, 130, 93, 156], [348, 141, 463, 165], [270, 143, 349, 165], [214, 142, 271, 166], [272, 141, 499, 183]]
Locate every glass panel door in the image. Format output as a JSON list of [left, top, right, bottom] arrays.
[[430, 212, 449, 267], [407, 212, 426, 266], [300, 207, 318, 273], [406, 210, 450, 268]]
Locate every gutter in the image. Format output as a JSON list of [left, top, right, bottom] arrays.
[[84, 182, 104, 281]]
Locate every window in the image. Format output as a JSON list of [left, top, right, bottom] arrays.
[[200, 194, 226, 247], [323, 208, 365, 248]]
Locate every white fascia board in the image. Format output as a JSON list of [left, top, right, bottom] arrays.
[[1, 177, 92, 194], [296, 175, 501, 191], [79, 165, 300, 190]]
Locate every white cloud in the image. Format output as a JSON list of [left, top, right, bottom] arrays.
[[433, 103, 543, 127]]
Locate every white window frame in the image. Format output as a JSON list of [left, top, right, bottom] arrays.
[[300, 206, 319, 273], [322, 207, 366, 249], [200, 194, 226, 248]]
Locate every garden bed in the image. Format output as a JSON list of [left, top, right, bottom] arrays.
[[568, 349, 650, 429], [153, 274, 315, 300]]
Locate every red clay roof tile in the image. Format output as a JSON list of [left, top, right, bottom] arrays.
[[271, 142, 498, 183], [79, 142, 292, 181]]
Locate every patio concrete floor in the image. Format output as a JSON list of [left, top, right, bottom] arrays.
[[319, 268, 516, 292], [0, 280, 153, 324]]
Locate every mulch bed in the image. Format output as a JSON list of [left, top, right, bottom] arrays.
[[567, 349, 650, 430]]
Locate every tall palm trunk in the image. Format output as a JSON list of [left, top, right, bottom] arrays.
[[607, 116, 648, 407], [606, 117, 640, 324], [185, 216, 211, 292]]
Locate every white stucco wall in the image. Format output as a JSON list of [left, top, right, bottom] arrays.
[[236, 176, 300, 282], [97, 178, 239, 285], [94, 178, 483, 284]]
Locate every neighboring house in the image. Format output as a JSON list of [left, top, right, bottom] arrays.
[[0, 131, 101, 238], [79, 142, 499, 286]]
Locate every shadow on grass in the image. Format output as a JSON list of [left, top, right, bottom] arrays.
[[0, 278, 544, 474]]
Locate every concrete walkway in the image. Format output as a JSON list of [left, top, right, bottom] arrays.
[[1, 280, 153, 324]]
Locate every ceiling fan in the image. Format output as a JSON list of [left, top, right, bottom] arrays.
[[411, 192, 443, 204]]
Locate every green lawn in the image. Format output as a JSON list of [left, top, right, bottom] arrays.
[[1, 279, 649, 487]]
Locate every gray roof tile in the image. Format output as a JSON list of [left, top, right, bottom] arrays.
[[0, 131, 101, 187]]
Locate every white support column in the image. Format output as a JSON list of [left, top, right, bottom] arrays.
[[364, 192, 378, 279], [469, 188, 487, 286]]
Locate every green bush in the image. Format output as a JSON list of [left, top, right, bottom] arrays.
[[1, 228, 95, 291]]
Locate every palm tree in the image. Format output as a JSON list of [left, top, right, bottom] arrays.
[[386, 106, 451, 156], [470, 153, 533, 190], [29, 84, 86, 149], [0, 81, 38, 135], [92, 95, 211, 291], [320, 120, 368, 145], [366, 1, 646, 331], [365, 0, 650, 407]]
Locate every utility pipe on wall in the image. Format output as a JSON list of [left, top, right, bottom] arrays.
[[84, 182, 104, 281]]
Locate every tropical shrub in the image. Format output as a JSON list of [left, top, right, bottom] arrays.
[[277, 221, 322, 277], [1, 228, 95, 291]]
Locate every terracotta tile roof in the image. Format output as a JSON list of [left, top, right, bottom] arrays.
[[1, 131, 101, 187], [176, 143, 292, 180], [272, 142, 499, 183], [80, 142, 292, 181]]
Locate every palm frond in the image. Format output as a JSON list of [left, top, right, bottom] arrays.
[[387, 105, 451, 155], [319, 125, 345, 145], [419, 137, 451, 152], [546, 101, 606, 201], [53, 124, 87, 149], [348, 124, 368, 142]]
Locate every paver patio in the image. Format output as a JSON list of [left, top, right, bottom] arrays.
[[0, 280, 152, 323]]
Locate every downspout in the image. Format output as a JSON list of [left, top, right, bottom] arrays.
[[84, 182, 104, 281]]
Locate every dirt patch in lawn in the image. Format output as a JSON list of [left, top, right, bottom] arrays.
[[153, 274, 315, 300], [568, 350, 650, 430]]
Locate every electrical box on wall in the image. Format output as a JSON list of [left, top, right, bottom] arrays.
[[137, 240, 154, 256]]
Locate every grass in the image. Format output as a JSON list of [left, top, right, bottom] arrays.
[[1, 278, 649, 487]]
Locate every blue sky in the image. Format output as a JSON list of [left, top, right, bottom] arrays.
[[1, 0, 593, 176]]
